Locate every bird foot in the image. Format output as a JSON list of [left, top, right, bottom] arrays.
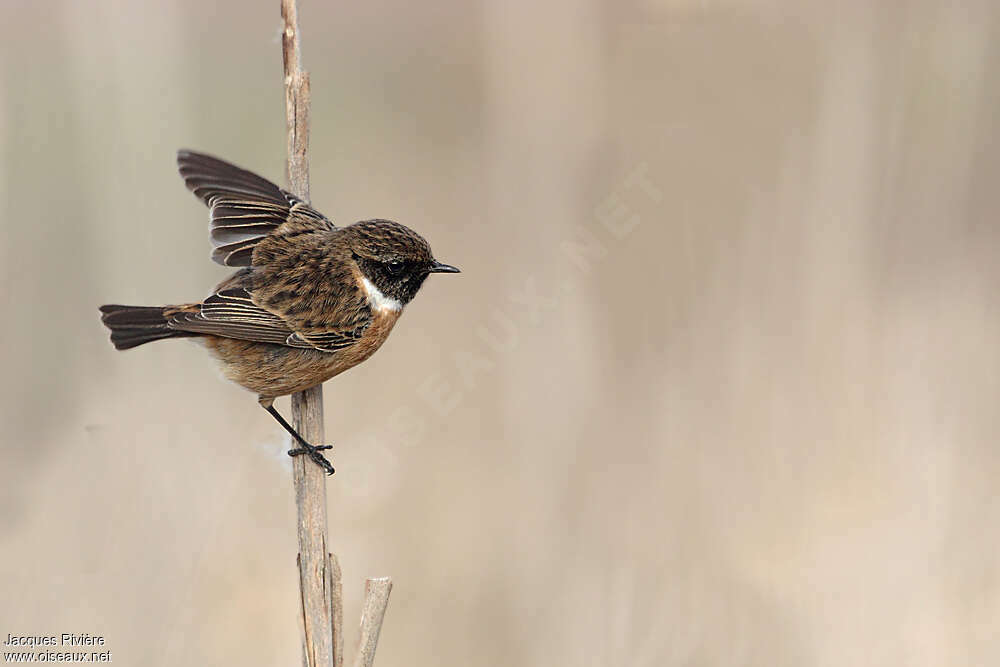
[[287, 443, 335, 475]]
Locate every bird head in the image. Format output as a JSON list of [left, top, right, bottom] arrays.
[[346, 219, 459, 307]]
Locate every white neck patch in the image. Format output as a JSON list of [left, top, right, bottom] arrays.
[[361, 276, 403, 313]]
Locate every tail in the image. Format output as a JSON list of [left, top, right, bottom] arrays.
[[99, 304, 199, 350]]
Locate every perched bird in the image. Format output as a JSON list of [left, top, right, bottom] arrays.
[[100, 150, 459, 474]]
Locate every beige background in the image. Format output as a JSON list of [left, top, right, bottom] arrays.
[[2, 0, 999, 665]]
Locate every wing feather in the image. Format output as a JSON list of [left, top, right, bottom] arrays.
[[166, 289, 296, 345], [166, 287, 370, 353], [286, 328, 367, 352], [177, 150, 335, 267]]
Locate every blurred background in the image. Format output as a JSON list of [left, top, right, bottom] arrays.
[[2, 0, 999, 664]]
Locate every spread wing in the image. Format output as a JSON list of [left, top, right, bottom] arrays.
[[166, 288, 369, 353], [177, 150, 335, 266]]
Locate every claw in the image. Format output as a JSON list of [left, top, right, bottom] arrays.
[[287, 442, 336, 475], [263, 403, 335, 474]]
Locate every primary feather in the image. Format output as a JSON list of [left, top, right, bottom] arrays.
[[176, 150, 335, 266]]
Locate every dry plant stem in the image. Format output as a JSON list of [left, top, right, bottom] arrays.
[[282, 1, 342, 666], [281, 1, 391, 665], [331, 554, 345, 667], [352, 578, 393, 667], [291, 390, 337, 667]]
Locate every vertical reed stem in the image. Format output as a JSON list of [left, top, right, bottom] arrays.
[[281, 2, 343, 665]]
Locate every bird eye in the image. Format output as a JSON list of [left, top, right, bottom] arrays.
[[385, 260, 404, 276]]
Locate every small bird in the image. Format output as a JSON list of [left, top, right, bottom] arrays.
[[100, 150, 459, 474]]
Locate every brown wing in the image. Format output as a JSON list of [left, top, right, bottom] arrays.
[[166, 289, 297, 346], [167, 288, 369, 353], [177, 150, 335, 266]]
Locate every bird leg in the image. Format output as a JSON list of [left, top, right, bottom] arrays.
[[259, 400, 335, 475]]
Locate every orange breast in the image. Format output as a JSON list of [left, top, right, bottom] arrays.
[[202, 307, 401, 400], [334, 306, 401, 370]]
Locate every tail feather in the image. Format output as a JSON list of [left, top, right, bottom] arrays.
[[99, 304, 198, 350]]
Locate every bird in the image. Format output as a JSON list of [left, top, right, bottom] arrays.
[[99, 150, 459, 474]]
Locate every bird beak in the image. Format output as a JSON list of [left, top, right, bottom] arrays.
[[429, 261, 461, 274]]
